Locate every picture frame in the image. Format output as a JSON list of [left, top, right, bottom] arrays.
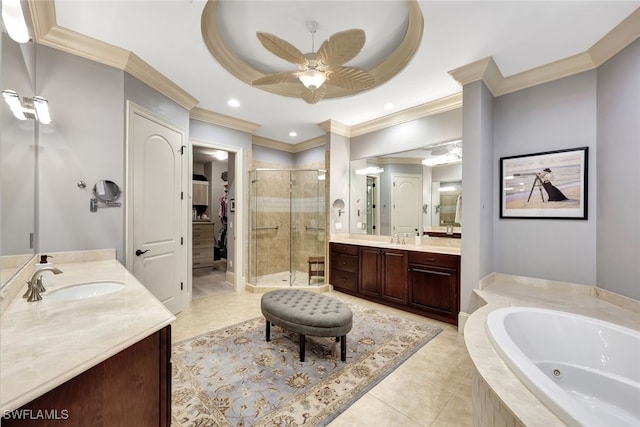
[[500, 147, 588, 219], [229, 198, 236, 212]]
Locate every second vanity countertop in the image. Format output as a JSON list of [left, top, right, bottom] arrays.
[[330, 234, 461, 256], [0, 254, 175, 412]]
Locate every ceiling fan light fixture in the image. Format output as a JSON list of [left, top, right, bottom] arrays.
[[298, 69, 326, 89]]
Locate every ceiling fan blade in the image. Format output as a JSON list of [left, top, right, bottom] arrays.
[[256, 32, 308, 65], [328, 66, 375, 91], [301, 85, 327, 104], [252, 71, 298, 86], [317, 29, 365, 67]]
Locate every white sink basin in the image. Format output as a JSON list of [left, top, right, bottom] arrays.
[[48, 281, 125, 301]]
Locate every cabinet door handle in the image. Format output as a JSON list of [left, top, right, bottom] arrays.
[[426, 258, 436, 262]]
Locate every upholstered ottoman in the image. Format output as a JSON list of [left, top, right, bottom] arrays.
[[260, 289, 353, 362]]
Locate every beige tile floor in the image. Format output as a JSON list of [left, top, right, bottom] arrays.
[[172, 289, 473, 427]]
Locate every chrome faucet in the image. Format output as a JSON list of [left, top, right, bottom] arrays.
[[23, 266, 63, 302]]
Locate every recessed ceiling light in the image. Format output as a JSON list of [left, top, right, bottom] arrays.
[[289, 131, 297, 137], [227, 98, 240, 108], [384, 102, 394, 110]]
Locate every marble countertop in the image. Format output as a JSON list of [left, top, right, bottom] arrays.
[[330, 234, 461, 256], [0, 254, 175, 412], [464, 273, 640, 426]]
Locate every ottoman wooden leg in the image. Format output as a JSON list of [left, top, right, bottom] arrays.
[[340, 335, 347, 361], [265, 320, 271, 342], [299, 333, 305, 362]]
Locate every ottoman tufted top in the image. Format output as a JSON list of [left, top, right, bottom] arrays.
[[261, 289, 352, 336]]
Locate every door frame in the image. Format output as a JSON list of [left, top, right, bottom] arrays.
[[125, 101, 188, 312], [191, 138, 245, 294]]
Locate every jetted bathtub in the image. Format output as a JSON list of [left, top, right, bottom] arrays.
[[486, 307, 640, 426]]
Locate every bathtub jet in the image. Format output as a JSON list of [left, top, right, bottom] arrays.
[[486, 307, 640, 427]]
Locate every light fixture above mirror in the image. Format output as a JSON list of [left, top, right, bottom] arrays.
[[1, 90, 52, 124]]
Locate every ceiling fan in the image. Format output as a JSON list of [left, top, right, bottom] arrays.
[[251, 21, 375, 104]]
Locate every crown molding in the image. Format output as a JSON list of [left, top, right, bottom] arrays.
[[26, 1, 639, 142], [449, 7, 640, 97], [252, 135, 327, 154], [350, 93, 463, 137], [190, 107, 260, 134], [252, 136, 296, 153], [589, 7, 640, 66], [27, 0, 198, 110], [27, 0, 56, 41], [294, 135, 327, 153], [318, 120, 351, 137]]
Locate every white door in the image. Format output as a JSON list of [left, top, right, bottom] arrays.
[[128, 104, 185, 314], [392, 174, 422, 235]]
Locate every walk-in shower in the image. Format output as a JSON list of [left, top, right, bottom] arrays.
[[249, 169, 326, 287]]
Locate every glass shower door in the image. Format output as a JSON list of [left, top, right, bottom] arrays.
[[290, 170, 326, 286]]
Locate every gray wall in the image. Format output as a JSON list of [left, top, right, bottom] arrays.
[[36, 45, 126, 261], [350, 108, 462, 160], [34, 46, 190, 264], [596, 39, 640, 299], [329, 132, 350, 235], [252, 144, 295, 167], [294, 144, 326, 168], [461, 81, 494, 313], [492, 71, 598, 286]]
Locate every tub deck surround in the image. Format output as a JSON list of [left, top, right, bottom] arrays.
[[465, 274, 640, 427], [0, 252, 176, 413], [329, 234, 461, 256]]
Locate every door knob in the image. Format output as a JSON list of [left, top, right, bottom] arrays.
[[135, 249, 150, 256]]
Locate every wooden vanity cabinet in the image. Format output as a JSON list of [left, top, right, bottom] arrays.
[[358, 246, 408, 303], [329, 242, 460, 325], [358, 246, 383, 297], [3, 326, 172, 427], [408, 252, 460, 324], [329, 243, 359, 292]]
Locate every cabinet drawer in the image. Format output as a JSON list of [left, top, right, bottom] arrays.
[[330, 268, 358, 292], [408, 251, 458, 268], [330, 252, 358, 273], [330, 243, 359, 256]]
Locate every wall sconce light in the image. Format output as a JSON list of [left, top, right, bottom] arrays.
[[1, 0, 30, 43], [2, 90, 52, 124]]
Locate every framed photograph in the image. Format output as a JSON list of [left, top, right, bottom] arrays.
[[229, 198, 236, 212], [500, 147, 588, 219]]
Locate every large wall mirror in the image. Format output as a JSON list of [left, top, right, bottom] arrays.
[[0, 32, 38, 287], [349, 141, 462, 236]]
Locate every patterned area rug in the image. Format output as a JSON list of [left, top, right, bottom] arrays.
[[172, 301, 442, 426]]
